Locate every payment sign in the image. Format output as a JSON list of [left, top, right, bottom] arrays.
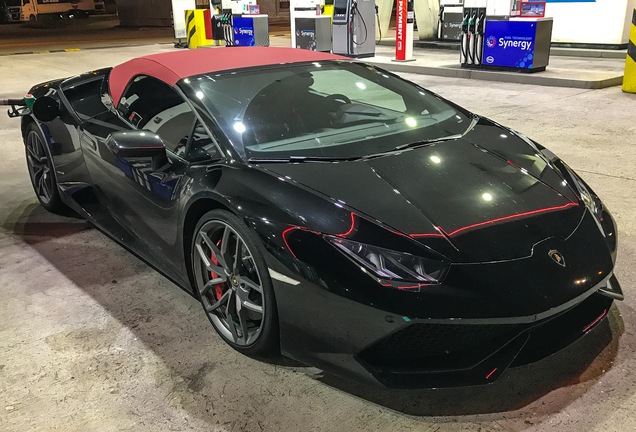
[[482, 20, 537, 69]]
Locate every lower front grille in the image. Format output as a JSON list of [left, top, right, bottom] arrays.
[[358, 322, 525, 373], [356, 292, 613, 388]]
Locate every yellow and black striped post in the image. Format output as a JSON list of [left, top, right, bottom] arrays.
[[623, 8, 636, 93], [185, 9, 213, 49]]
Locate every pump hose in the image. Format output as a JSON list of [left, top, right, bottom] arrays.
[[474, 16, 480, 64], [476, 34, 483, 64], [0, 99, 26, 106], [376, 7, 382, 43], [467, 15, 476, 64], [351, 3, 368, 46], [476, 14, 485, 64], [460, 15, 469, 64], [466, 33, 473, 64], [224, 13, 233, 47], [460, 33, 467, 64]]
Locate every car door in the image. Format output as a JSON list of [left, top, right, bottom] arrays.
[[79, 74, 213, 266]]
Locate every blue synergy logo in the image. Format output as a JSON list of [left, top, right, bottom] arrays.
[[482, 20, 538, 69]]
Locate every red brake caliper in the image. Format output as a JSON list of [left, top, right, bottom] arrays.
[[210, 240, 226, 300]]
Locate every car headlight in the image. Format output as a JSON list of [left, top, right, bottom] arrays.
[[328, 237, 448, 284], [580, 188, 602, 217], [569, 171, 604, 221]]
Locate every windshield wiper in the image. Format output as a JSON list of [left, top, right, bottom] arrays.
[[248, 155, 362, 164], [393, 134, 463, 151], [393, 114, 480, 151]]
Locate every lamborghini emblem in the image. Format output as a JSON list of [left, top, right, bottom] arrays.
[[548, 249, 566, 267]]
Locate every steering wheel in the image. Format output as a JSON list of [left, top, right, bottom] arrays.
[[325, 93, 352, 105]]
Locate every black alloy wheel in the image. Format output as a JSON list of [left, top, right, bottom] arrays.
[[192, 210, 279, 356], [24, 123, 65, 213]]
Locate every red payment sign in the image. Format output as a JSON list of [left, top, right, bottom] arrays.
[[395, 0, 407, 60]]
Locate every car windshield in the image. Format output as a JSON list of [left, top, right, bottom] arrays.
[[6, 0, 21, 5], [180, 61, 473, 160]]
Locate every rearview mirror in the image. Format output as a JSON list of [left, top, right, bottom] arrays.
[[32, 96, 60, 122], [106, 130, 168, 170]]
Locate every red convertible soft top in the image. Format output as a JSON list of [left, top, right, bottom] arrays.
[[109, 47, 347, 106]]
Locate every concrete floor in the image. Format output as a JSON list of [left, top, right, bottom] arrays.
[[0, 45, 635, 432]]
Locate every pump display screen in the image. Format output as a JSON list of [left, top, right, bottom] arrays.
[[333, 0, 348, 16], [520, 2, 545, 17], [181, 62, 473, 160]]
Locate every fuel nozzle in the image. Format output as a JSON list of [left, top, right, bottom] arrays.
[[477, 13, 486, 34], [461, 13, 469, 33], [468, 13, 477, 34], [3, 94, 35, 118], [24, 94, 36, 110], [0, 94, 34, 108]]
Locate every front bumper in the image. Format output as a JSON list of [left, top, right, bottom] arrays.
[[271, 246, 621, 388], [357, 284, 616, 388]]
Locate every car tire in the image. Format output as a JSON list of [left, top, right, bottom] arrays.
[[24, 122, 66, 214], [29, 14, 36, 21], [191, 209, 279, 357]]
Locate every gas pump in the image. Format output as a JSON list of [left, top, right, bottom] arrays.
[[460, 0, 553, 72], [214, 11, 234, 45], [290, 0, 325, 48], [220, 0, 269, 46], [437, 0, 465, 41], [332, 0, 376, 58], [460, 0, 486, 66]]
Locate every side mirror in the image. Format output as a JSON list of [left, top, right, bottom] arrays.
[[32, 96, 60, 122], [106, 130, 168, 170]]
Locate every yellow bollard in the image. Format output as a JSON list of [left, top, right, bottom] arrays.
[[623, 8, 636, 93], [186, 9, 213, 49]]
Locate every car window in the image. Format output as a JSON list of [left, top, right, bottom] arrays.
[[182, 62, 471, 160], [64, 77, 110, 120], [117, 75, 196, 155], [185, 120, 221, 162], [309, 69, 407, 112]]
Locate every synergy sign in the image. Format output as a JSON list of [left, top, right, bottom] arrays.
[[482, 20, 537, 68], [232, 17, 255, 46]]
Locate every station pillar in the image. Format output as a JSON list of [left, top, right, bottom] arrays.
[[623, 8, 636, 93]]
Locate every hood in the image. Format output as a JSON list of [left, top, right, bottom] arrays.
[[259, 127, 583, 263]]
